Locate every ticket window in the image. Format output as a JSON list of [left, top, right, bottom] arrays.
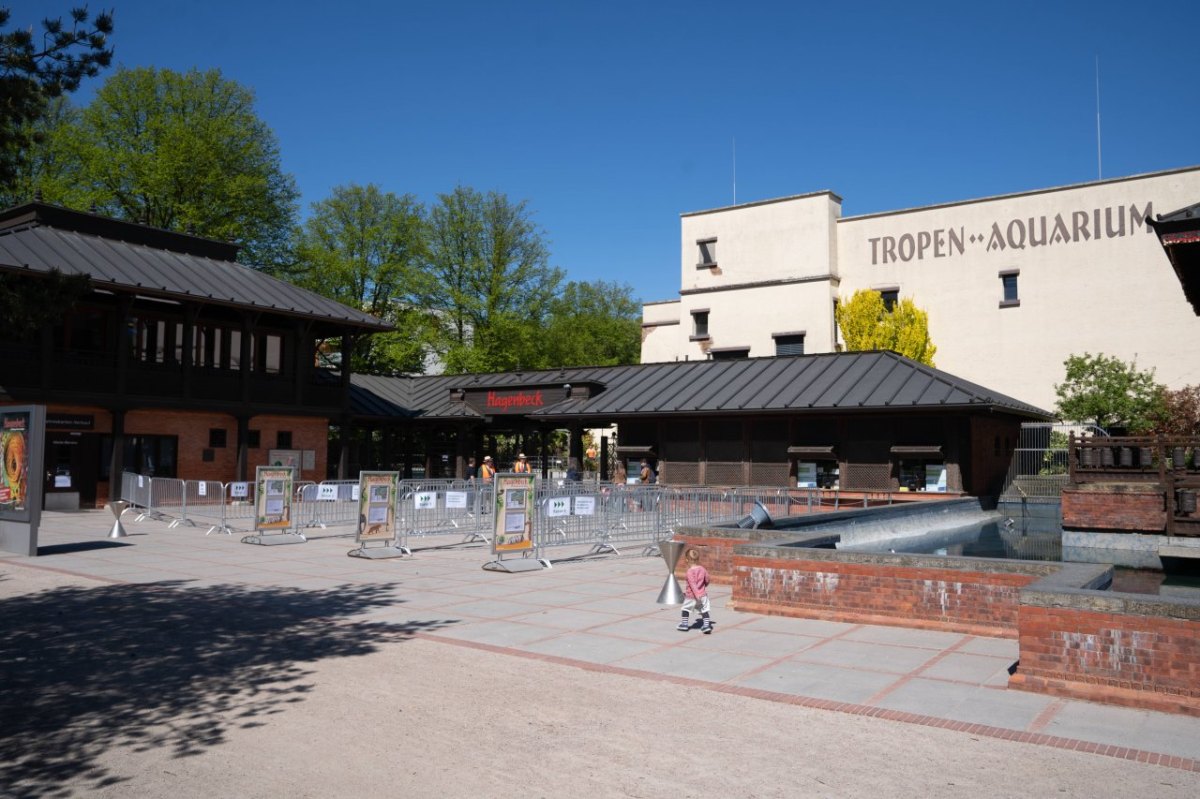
[[898, 459, 947, 492], [46, 440, 77, 490], [794, 459, 839, 489], [43, 432, 100, 506], [623, 458, 659, 484], [816, 462, 839, 489]]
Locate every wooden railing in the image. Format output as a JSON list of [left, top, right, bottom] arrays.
[[1069, 434, 1200, 535]]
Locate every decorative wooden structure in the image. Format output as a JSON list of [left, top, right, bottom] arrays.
[[1066, 433, 1200, 536]]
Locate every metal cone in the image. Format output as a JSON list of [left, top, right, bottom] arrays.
[[109, 500, 129, 539], [656, 540, 687, 605]]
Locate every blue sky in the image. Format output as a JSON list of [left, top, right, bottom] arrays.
[[23, 0, 1200, 302]]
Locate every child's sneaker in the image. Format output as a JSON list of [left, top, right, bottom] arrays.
[[676, 618, 690, 632], [701, 619, 713, 634]]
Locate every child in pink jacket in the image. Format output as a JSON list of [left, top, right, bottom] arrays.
[[677, 547, 714, 634]]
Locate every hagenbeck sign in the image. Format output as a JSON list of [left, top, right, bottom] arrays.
[[464, 387, 567, 415], [868, 201, 1153, 265]]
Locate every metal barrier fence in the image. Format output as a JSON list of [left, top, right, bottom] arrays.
[[120, 473, 904, 557], [399, 480, 495, 548], [536, 484, 665, 557]]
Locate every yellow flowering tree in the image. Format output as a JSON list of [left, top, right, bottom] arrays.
[[836, 289, 937, 366]]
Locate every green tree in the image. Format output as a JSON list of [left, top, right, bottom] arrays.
[[36, 66, 298, 268], [0, 5, 112, 193], [420, 186, 562, 373], [1040, 430, 1070, 475], [1054, 353, 1165, 433], [0, 95, 78, 206], [836, 289, 937, 366], [0, 268, 91, 339], [541, 280, 641, 367], [292, 183, 432, 373]]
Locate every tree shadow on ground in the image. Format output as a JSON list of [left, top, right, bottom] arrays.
[[0, 579, 455, 798]]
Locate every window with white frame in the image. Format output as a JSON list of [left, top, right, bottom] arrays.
[[773, 331, 806, 356], [878, 287, 899, 311], [999, 269, 1020, 308], [690, 309, 710, 339]]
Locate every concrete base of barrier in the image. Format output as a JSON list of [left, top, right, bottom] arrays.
[[240, 532, 308, 546], [348, 545, 410, 559], [482, 557, 548, 572]]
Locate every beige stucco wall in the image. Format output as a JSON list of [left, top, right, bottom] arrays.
[[643, 166, 1200, 412], [680, 192, 841, 291], [837, 167, 1200, 410], [676, 281, 838, 361], [641, 300, 681, 363]]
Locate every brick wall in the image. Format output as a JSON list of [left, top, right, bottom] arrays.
[[672, 533, 751, 585], [1061, 484, 1166, 533], [122, 410, 327, 483], [1011, 604, 1200, 716], [729, 553, 1040, 637], [248, 414, 329, 479], [127, 409, 238, 483]]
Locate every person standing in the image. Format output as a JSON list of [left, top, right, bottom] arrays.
[[465, 457, 478, 483], [612, 460, 627, 485], [639, 459, 654, 484], [480, 455, 496, 482], [676, 547, 713, 634], [513, 453, 532, 473]]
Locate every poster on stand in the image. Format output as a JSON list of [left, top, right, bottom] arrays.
[[255, 466, 295, 531], [357, 471, 398, 542], [493, 473, 535, 553], [0, 405, 45, 556], [1, 406, 45, 529]]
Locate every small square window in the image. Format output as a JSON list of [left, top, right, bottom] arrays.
[[774, 333, 806, 357], [999, 270, 1020, 307], [697, 238, 717, 268], [691, 310, 709, 339], [276, 431, 293, 449], [879, 289, 899, 311], [209, 428, 227, 448], [710, 348, 749, 361]]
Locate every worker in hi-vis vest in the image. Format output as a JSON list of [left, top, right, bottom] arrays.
[[480, 455, 496, 482], [513, 453, 532, 473]]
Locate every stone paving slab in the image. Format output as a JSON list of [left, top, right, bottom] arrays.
[[521, 631, 666, 664], [917, 651, 1017, 685], [791, 638, 943, 673], [738, 659, 903, 703], [875, 677, 1055, 730], [619, 645, 772, 682], [1041, 702, 1200, 761]]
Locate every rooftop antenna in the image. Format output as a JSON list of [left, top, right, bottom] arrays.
[[732, 136, 737, 205], [1095, 55, 1102, 180]]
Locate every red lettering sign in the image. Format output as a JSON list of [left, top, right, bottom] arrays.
[[486, 390, 544, 411]]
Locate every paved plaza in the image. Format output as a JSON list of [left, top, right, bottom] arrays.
[[2, 510, 1199, 798]]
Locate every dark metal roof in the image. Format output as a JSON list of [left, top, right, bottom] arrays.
[[1149, 202, 1200, 316], [349, 351, 1052, 423], [0, 202, 390, 331]]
